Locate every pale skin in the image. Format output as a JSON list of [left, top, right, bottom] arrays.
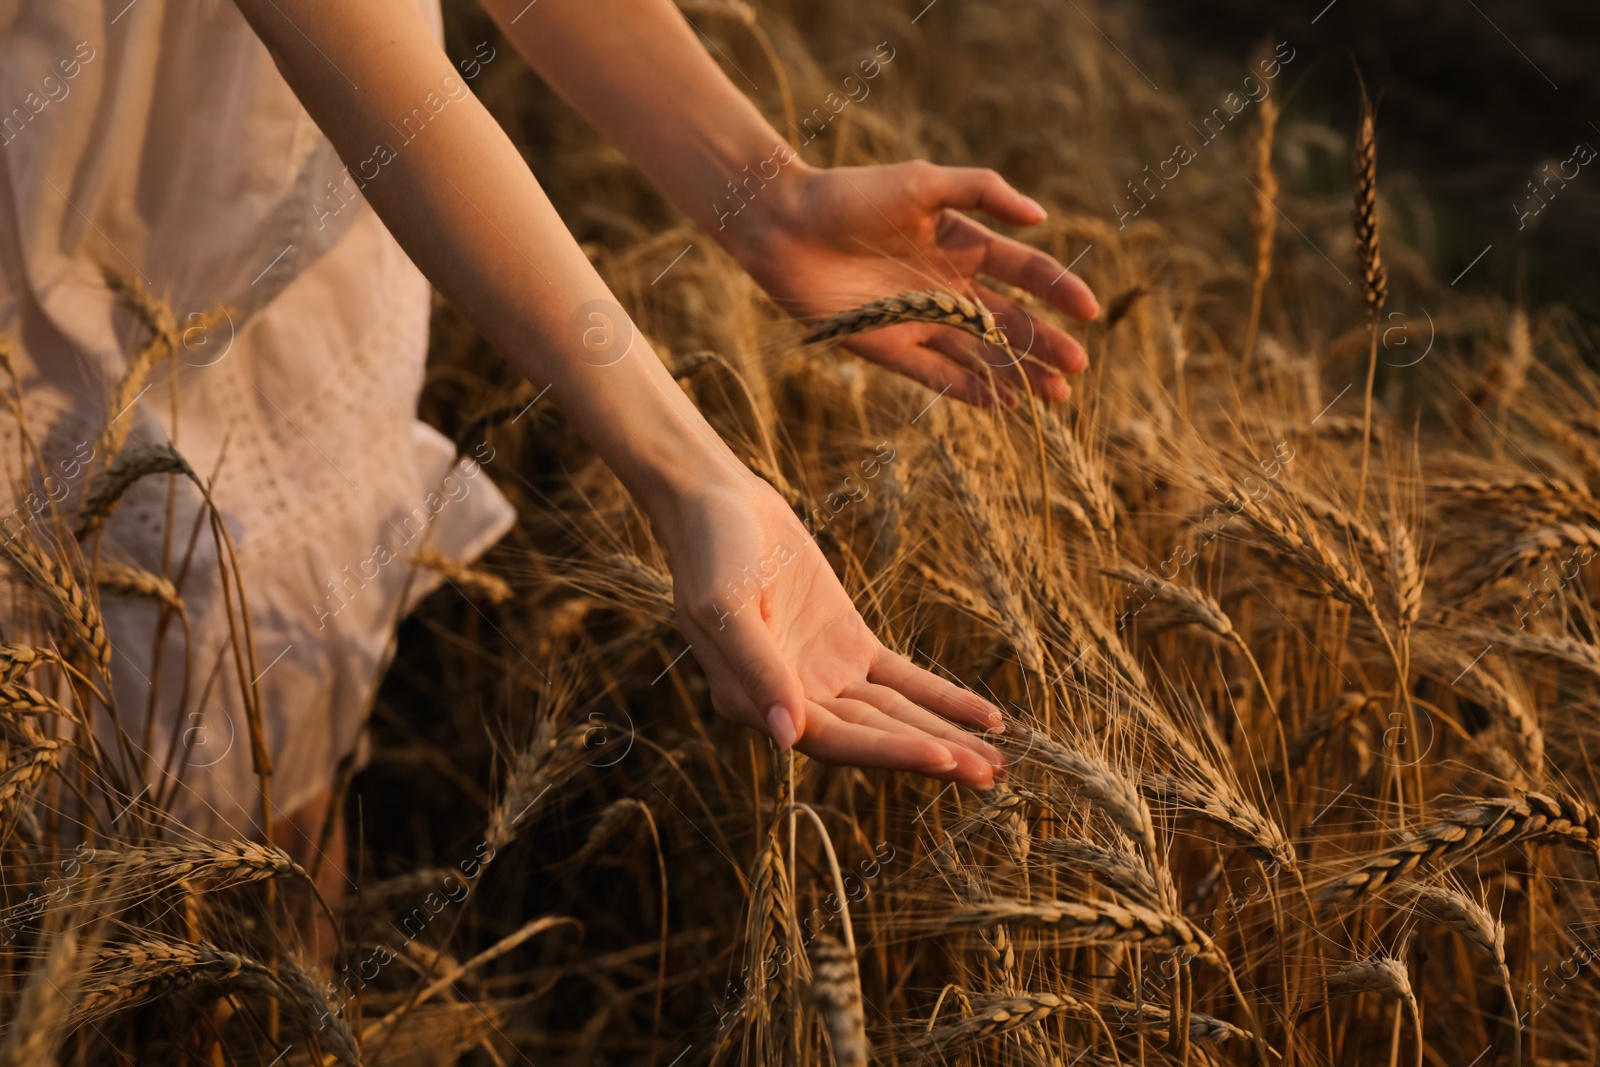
[[229, 0, 1098, 808]]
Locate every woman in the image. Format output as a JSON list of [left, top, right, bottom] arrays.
[[0, 0, 1096, 862]]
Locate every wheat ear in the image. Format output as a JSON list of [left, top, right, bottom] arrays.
[[0, 533, 112, 676], [409, 549, 513, 604], [75, 443, 199, 538], [1243, 95, 1280, 366], [1353, 89, 1387, 517], [1320, 791, 1599, 901], [802, 289, 1005, 347], [809, 935, 867, 1067]]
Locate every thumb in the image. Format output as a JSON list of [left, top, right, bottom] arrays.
[[721, 610, 807, 750]]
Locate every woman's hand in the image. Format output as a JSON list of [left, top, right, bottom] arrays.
[[652, 468, 1005, 789], [724, 160, 1100, 408]]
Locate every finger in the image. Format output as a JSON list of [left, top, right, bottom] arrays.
[[843, 330, 1012, 409], [840, 681, 1005, 771], [926, 330, 1067, 404], [917, 163, 1048, 227], [979, 287, 1090, 375], [797, 700, 970, 782], [819, 696, 993, 787], [938, 212, 1099, 320], [699, 604, 808, 749], [868, 649, 1003, 732]]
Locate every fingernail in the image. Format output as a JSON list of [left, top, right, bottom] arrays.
[[985, 711, 1005, 733], [924, 747, 958, 774], [1022, 195, 1047, 218], [766, 704, 796, 750]]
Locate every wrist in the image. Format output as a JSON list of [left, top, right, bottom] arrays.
[[709, 151, 817, 266]]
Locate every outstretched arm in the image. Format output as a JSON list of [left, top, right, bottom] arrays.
[[231, 0, 1005, 787], [484, 0, 1100, 406]]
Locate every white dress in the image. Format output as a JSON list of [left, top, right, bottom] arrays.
[[0, 0, 515, 835]]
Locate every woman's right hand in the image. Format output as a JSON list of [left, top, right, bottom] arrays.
[[651, 469, 1005, 789]]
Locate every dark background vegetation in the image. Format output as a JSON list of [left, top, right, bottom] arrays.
[[1139, 0, 1600, 322]]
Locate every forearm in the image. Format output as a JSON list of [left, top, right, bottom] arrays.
[[480, 0, 806, 239], [231, 0, 744, 525]]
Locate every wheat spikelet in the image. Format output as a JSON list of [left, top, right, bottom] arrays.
[[1243, 94, 1280, 365], [0, 912, 90, 1067], [1481, 629, 1600, 682], [931, 838, 1017, 973], [1449, 668, 1544, 772], [1027, 835, 1161, 906], [1545, 418, 1600, 491], [569, 797, 648, 868], [802, 289, 1004, 347], [75, 939, 358, 1063], [0, 533, 111, 676], [0, 679, 80, 723], [93, 562, 186, 618], [78, 841, 310, 895], [578, 553, 675, 624], [1295, 488, 1390, 563], [809, 935, 867, 1067], [950, 898, 1215, 960], [1352, 100, 1387, 319], [95, 271, 202, 464], [665, 348, 727, 380], [1434, 474, 1594, 523], [0, 740, 66, 815], [911, 991, 1090, 1049], [743, 833, 802, 1059], [1107, 1000, 1253, 1045], [75, 443, 198, 537], [870, 459, 902, 573], [0, 644, 68, 684], [409, 549, 513, 604], [1397, 882, 1508, 984], [1206, 475, 1380, 615], [1320, 791, 1600, 901], [916, 563, 1001, 624], [452, 380, 549, 455], [1022, 730, 1158, 861], [485, 718, 565, 854], [1474, 522, 1600, 586], [744, 452, 805, 511], [1142, 771, 1295, 868], [935, 443, 1046, 674], [1287, 692, 1373, 765], [1106, 564, 1232, 637], [1103, 284, 1148, 329], [1320, 953, 1415, 1010], [1384, 514, 1423, 630], [102, 265, 178, 346], [1465, 309, 1535, 417]]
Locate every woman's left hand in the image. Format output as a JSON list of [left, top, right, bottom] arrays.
[[723, 159, 1099, 408]]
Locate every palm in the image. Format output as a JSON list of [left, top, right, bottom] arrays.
[[736, 161, 1099, 407], [665, 476, 1003, 788]]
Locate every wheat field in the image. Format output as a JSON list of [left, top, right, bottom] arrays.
[[3, 1, 1600, 1065]]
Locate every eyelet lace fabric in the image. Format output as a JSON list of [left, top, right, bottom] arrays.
[[0, 0, 514, 834]]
